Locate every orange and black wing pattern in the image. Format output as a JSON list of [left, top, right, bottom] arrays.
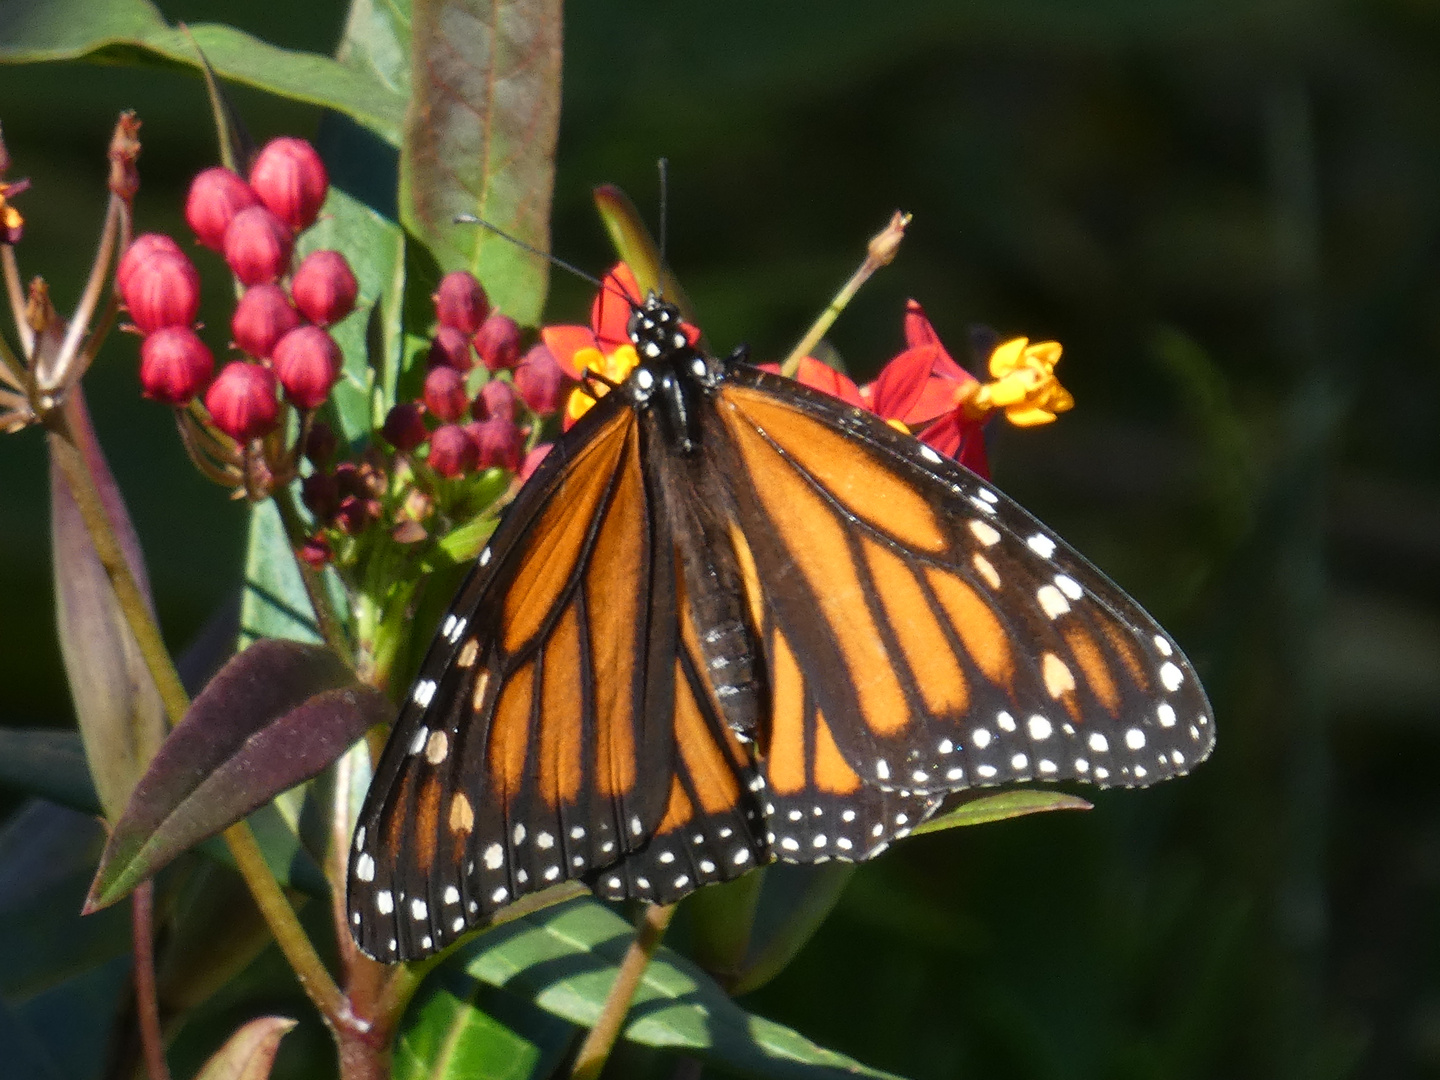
[[704, 364, 1213, 826]]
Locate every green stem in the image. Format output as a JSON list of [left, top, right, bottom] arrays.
[[132, 881, 171, 1080], [273, 482, 353, 661], [570, 903, 676, 1080]]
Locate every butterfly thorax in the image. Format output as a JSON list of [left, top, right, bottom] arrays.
[[626, 293, 720, 456]]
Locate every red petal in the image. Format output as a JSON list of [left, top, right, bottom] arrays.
[[540, 325, 599, 379], [918, 413, 991, 480], [757, 361, 781, 374], [591, 263, 642, 348], [793, 356, 864, 407], [867, 345, 938, 420], [904, 298, 943, 349]]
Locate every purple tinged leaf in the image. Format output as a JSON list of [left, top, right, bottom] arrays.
[[49, 390, 166, 821], [909, 789, 1092, 836], [193, 1016, 297, 1080], [85, 639, 391, 912], [400, 0, 562, 325]]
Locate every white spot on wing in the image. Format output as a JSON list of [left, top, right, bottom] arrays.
[[1027, 534, 1057, 559], [1160, 661, 1184, 691], [968, 520, 1001, 547], [1037, 585, 1070, 619], [376, 890, 393, 914], [355, 853, 375, 882], [972, 727, 992, 748], [1027, 715, 1053, 741]]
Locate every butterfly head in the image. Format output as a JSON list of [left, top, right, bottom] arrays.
[[627, 292, 689, 363]]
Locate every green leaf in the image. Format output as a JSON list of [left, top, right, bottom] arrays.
[[455, 898, 911, 1079], [86, 640, 389, 910], [193, 1016, 298, 1080], [728, 863, 855, 997], [335, 0, 413, 96], [592, 184, 699, 323], [0, 728, 101, 815], [396, 972, 573, 1080], [0, 0, 407, 143], [49, 392, 166, 821], [399, 0, 563, 324], [240, 500, 323, 646], [909, 788, 1092, 836]]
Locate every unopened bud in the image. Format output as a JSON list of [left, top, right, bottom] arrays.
[[473, 377, 517, 422], [518, 442, 552, 484], [272, 325, 342, 410], [473, 312, 522, 372], [301, 471, 341, 521], [382, 402, 429, 451], [469, 417, 523, 472], [223, 205, 294, 286], [116, 233, 183, 296], [427, 324, 474, 371], [185, 167, 260, 251], [298, 533, 332, 567], [866, 210, 912, 268], [512, 344, 571, 417], [205, 361, 279, 442], [291, 249, 358, 326], [120, 248, 201, 333], [427, 424, 478, 478], [139, 327, 214, 405], [108, 111, 142, 201], [333, 494, 377, 535], [433, 271, 490, 334], [231, 283, 301, 359], [305, 420, 338, 465], [424, 365, 468, 422], [249, 137, 328, 232]]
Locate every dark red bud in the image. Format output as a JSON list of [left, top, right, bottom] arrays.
[[433, 271, 490, 334], [470, 417, 523, 472], [305, 420, 338, 465], [301, 471, 341, 521], [473, 312, 522, 372], [117, 233, 182, 295], [272, 325, 342, 410], [333, 494, 376, 535], [333, 462, 367, 499], [205, 361, 279, 442], [121, 250, 201, 333], [230, 283, 301, 359], [248, 137, 329, 232], [298, 533, 332, 567], [427, 423, 478, 478], [427, 324, 474, 371], [139, 326, 214, 405], [472, 377, 517, 422], [518, 442, 552, 484], [512, 344, 572, 417], [424, 365, 469, 422], [382, 402, 428, 451], [291, 249, 358, 326], [184, 167, 260, 251], [223, 205, 294, 286]]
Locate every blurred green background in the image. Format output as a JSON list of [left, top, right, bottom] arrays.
[[6, 0, 1440, 1077]]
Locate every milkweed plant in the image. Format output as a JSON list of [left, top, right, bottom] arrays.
[[0, 3, 1083, 1078]]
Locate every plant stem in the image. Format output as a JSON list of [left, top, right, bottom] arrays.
[[570, 903, 676, 1080], [273, 481, 352, 660], [779, 211, 911, 377], [2, 244, 33, 358], [132, 881, 171, 1080]]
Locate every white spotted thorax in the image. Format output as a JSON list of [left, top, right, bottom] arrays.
[[345, 282, 1215, 963]]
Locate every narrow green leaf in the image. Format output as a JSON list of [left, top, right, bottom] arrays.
[[909, 788, 1092, 836], [86, 640, 389, 910], [49, 392, 166, 821], [456, 897, 911, 1079], [0, 0, 407, 143], [592, 184, 699, 323], [400, 0, 563, 324], [193, 1016, 297, 1080], [729, 863, 855, 997], [0, 728, 100, 815]]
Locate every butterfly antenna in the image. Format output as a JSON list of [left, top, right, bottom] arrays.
[[454, 213, 608, 289], [657, 157, 669, 295]]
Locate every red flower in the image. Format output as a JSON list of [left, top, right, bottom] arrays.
[[291, 249, 358, 326], [231, 284, 301, 359], [205, 361, 279, 442], [428, 424, 478, 478], [249, 138, 328, 233], [424, 365, 469, 423], [382, 403, 429, 451], [433, 271, 489, 335], [272, 325, 342, 410], [185, 167, 260, 252], [473, 312, 522, 373], [139, 327, 213, 405], [223, 206, 294, 287]]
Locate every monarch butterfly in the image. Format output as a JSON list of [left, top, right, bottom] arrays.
[[347, 286, 1214, 962]]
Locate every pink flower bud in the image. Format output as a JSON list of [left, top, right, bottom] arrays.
[[231, 283, 301, 359], [470, 417, 523, 472], [382, 402, 428, 451], [473, 377, 517, 422], [473, 312, 522, 372], [117, 234, 182, 296], [205, 361, 279, 442], [121, 250, 201, 333], [427, 324, 474, 371], [513, 344, 571, 417], [184, 167, 260, 251], [518, 442, 552, 484], [272, 325, 342, 410], [428, 423, 478, 478], [301, 471, 340, 521], [334, 494, 378, 535], [139, 327, 214, 405], [298, 533, 332, 567], [305, 420, 338, 465], [291, 249, 358, 326], [223, 205, 294, 286], [433, 271, 489, 334], [424, 365, 468, 422], [248, 137, 329, 232]]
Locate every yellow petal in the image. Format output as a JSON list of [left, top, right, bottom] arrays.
[[988, 337, 1029, 378], [1005, 405, 1058, 427]]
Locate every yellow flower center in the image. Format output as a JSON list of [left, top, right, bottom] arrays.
[[565, 343, 641, 424]]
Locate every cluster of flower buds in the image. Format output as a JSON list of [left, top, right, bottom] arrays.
[[127, 137, 357, 447]]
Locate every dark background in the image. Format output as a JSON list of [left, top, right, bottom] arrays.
[[5, 1, 1440, 1077]]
